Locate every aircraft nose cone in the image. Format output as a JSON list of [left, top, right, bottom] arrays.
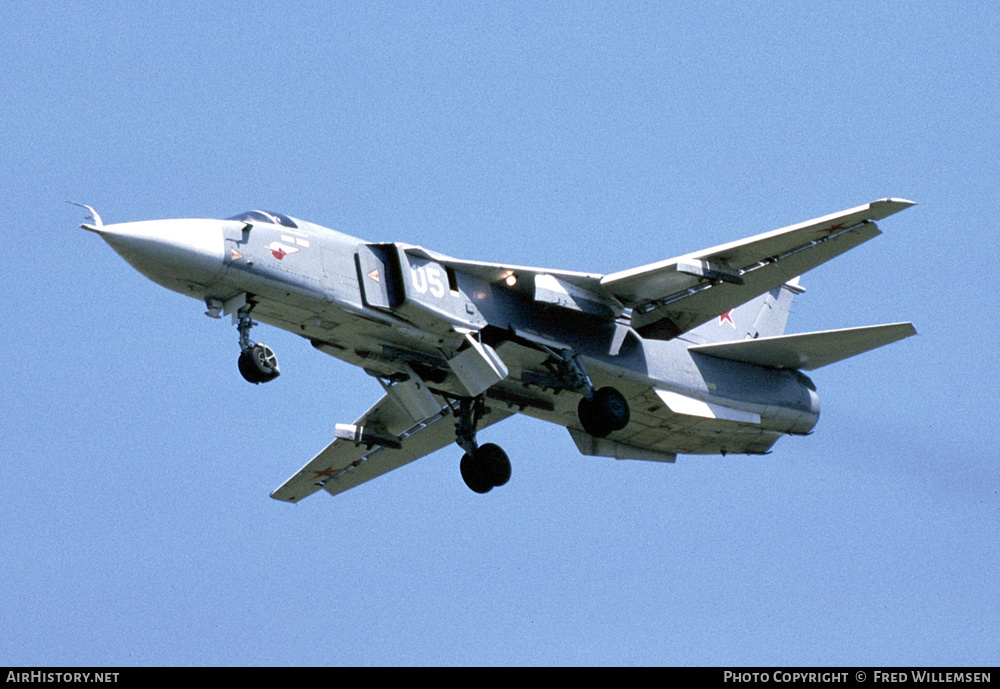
[[92, 219, 226, 295]]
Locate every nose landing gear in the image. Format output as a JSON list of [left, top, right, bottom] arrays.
[[238, 343, 280, 384], [235, 303, 280, 384]]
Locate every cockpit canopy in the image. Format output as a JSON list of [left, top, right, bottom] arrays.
[[227, 210, 299, 229]]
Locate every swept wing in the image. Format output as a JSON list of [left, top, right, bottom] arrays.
[[601, 199, 915, 338], [424, 200, 913, 341], [271, 393, 512, 502]]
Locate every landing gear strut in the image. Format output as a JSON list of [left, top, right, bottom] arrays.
[[236, 304, 280, 384], [455, 397, 511, 494]]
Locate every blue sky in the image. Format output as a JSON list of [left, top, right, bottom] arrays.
[[2, 2, 997, 666]]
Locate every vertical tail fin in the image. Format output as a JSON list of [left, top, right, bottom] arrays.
[[687, 278, 804, 343]]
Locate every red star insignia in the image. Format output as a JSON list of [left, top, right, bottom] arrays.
[[312, 466, 337, 479], [719, 310, 736, 328]]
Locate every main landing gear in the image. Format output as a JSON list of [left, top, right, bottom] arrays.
[[235, 304, 280, 384], [578, 387, 630, 438], [543, 346, 631, 439], [452, 348, 632, 494], [461, 444, 511, 494], [454, 397, 511, 494]]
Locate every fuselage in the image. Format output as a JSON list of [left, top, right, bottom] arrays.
[[87, 210, 820, 458]]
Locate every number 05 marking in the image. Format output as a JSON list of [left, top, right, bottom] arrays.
[[410, 264, 446, 299]]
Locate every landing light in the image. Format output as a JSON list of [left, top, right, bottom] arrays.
[[504, 273, 517, 287]]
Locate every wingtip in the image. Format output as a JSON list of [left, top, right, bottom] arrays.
[[882, 321, 918, 339], [877, 197, 917, 208], [866, 198, 916, 222]]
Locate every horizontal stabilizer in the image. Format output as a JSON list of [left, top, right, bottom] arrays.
[[689, 322, 917, 371]]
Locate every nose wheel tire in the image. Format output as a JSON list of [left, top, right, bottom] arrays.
[[238, 344, 281, 384], [460, 443, 511, 494]]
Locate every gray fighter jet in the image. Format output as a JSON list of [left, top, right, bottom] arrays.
[[74, 199, 916, 501]]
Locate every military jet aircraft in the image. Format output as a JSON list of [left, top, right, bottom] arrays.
[[75, 199, 916, 501]]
